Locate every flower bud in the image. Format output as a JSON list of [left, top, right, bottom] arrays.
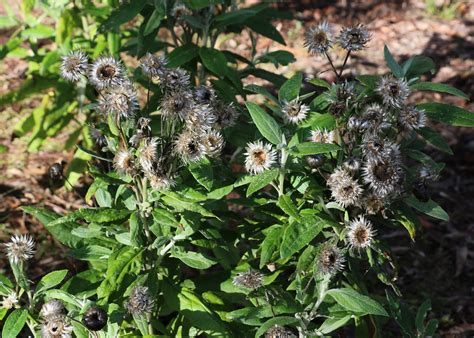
[[83, 307, 108, 331], [306, 154, 325, 168]]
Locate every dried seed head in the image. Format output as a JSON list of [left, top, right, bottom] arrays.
[[138, 137, 158, 173], [282, 99, 309, 124], [347, 215, 376, 250], [147, 170, 175, 191], [41, 300, 66, 319], [213, 102, 238, 129], [337, 24, 371, 51], [343, 157, 361, 174], [244, 141, 277, 175], [5, 234, 35, 264], [185, 104, 217, 131], [304, 21, 333, 55], [310, 129, 334, 143], [360, 103, 391, 133], [306, 154, 326, 168], [41, 315, 73, 338], [362, 137, 400, 164], [161, 89, 194, 121], [140, 53, 167, 79], [363, 160, 404, 197], [233, 270, 264, 290], [60, 50, 88, 82], [1, 291, 18, 310], [82, 307, 108, 331], [98, 79, 139, 119], [327, 167, 352, 187], [48, 162, 64, 180], [174, 130, 206, 163], [113, 149, 135, 175], [347, 116, 362, 131], [317, 244, 345, 275], [195, 85, 216, 104], [125, 285, 154, 315], [329, 175, 363, 208], [363, 193, 386, 215], [418, 165, 438, 182], [137, 117, 152, 131], [399, 106, 426, 131], [89, 56, 124, 90], [265, 325, 296, 338], [171, 3, 192, 21], [202, 129, 225, 157], [376, 76, 410, 108], [161, 68, 190, 89]]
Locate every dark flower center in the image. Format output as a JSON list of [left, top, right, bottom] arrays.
[[313, 32, 328, 45], [252, 150, 267, 165], [99, 65, 116, 79]]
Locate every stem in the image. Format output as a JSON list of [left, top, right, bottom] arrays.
[[277, 140, 288, 196], [324, 51, 339, 80], [338, 50, 351, 80]]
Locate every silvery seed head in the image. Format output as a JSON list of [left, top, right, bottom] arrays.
[[309, 129, 334, 143], [137, 117, 152, 131], [343, 157, 361, 174], [5, 234, 35, 264], [317, 244, 345, 275], [60, 50, 88, 82], [362, 137, 400, 164], [347, 215, 376, 250], [337, 24, 371, 51], [140, 52, 167, 79], [171, 3, 192, 21], [304, 21, 333, 55], [89, 56, 125, 90], [161, 68, 190, 89], [327, 167, 352, 187], [125, 285, 154, 315], [138, 137, 158, 173], [202, 129, 225, 157], [360, 103, 391, 134], [98, 79, 139, 119], [232, 270, 264, 290], [113, 149, 135, 175], [195, 85, 217, 104], [347, 116, 362, 131], [399, 106, 426, 131], [41, 299, 66, 319], [281, 99, 309, 125], [147, 170, 175, 191], [40, 315, 73, 338], [185, 104, 217, 132], [376, 76, 410, 108], [1, 291, 18, 310], [244, 140, 277, 175], [362, 159, 404, 197], [213, 102, 238, 129], [161, 89, 194, 121], [174, 130, 206, 163], [363, 193, 387, 215], [329, 175, 363, 208]]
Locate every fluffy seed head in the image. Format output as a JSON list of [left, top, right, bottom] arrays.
[[41, 300, 66, 319], [306, 154, 326, 168], [310, 129, 334, 143], [343, 157, 361, 174], [347, 116, 362, 131], [113, 149, 135, 175], [171, 3, 192, 20], [347, 216, 375, 250], [185, 104, 217, 131], [195, 85, 216, 104], [137, 117, 152, 131], [125, 285, 154, 315], [362, 137, 400, 164], [376, 76, 410, 108], [282, 99, 309, 124], [327, 167, 352, 187], [174, 130, 206, 163], [399, 106, 426, 131], [1, 291, 18, 310], [138, 137, 158, 172], [337, 24, 371, 51], [60, 50, 88, 82], [265, 325, 295, 338], [41, 315, 73, 338], [363, 193, 387, 215], [213, 102, 238, 129], [330, 175, 363, 208], [5, 234, 35, 264], [161, 68, 190, 89], [363, 160, 404, 197], [202, 130, 224, 157], [317, 244, 345, 275], [140, 53, 167, 79], [233, 270, 263, 290], [360, 103, 391, 134], [89, 56, 124, 90], [244, 141, 277, 175], [304, 21, 333, 55], [98, 79, 139, 119], [147, 171, 175, 191], [161, 89, 194, 121]]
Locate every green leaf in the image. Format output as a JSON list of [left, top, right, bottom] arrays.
[[245, 102, 282, 145], [184, 0, 223, 10], [246, 20, 285, 45], [256, 50, 295, 67], [199, 47, 228, 77], [404, 196, 449, 221], [308, 78, 331, 89], [327, 288, 389, 317], [244, 84, 278, 103], [278, 72, 303, 102], [415, 299, 432, 334], [356, 75, 379, 89], [393, 206, 419, 240], [143, 8, 164, 36], [255, 316, 298, 337], [418, 102, 474, 127], [280, 216, 324, 258], [22, 24, 55, 39], [166, 43, 199, 68], [161, 192, 218, 218], [171, 249, 217, 269], [318, 315, 352, 335], [291, 142, 339, 156], [410, 82, 469, 100], [188, 157, 213, 191], [384, 45, 403, 78], [2, 309, 28, 338], [79, 208, 131, 223], [35, 270, 68, 296], [260, 226, 283, 268], [417, 127, 453, 155], [133, 313, 150, 336], [246, 168, 278, 197], [129, 211, 144, 247], [99, 1, 147, 32], [403, 55, 435, 78], [277, 195, 300, 220]]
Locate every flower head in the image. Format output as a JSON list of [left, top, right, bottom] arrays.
[[185, 104, 217, 131], [309, 129, 334, 143], [113, 149, 135, 175], [363, 193, 387, 215], [329, 175, 363, 208], [174, 130, 206, 163], [362, 137, 400, 164], [337, 24, 371, 51], [360, 103, 391, 134], [5, 234, 35, 264], [347, 216, 376, 250], [304, 21, 333, 55], [60, 50, 88, 82], [161, 89, 194, 121], [233, 270, 263, 290], [281, 99, 309, 124], [82, 307, 108, 331], [399, 106, 426, 131], [244, 141, 277, 175], [343, 157, 361, 174], [317, 244, 345, 275], [89, 56, 124, 90], [213, 102, 238, 129], [147, 170, 175, 191], [265, 325, 295, 338], [125, 284, 154, 315], [41, 315, 73, 338], [138, 137, 158, 173], [1, 291, 18, 310], [171, 3, 192, 21], [202, 130, 224, 157], [98, 79, 138, 119], [363, 159, 404, 197], [306, 154, 325, 168], [140, 53, 167, 79], [161, 68, 190, 89], [41, 299, 66, 319], [376, 76, 410, 108], [195, 85, 216, 104]]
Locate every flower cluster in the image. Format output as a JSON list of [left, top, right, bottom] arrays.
[[40, 300, 73, 338]]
